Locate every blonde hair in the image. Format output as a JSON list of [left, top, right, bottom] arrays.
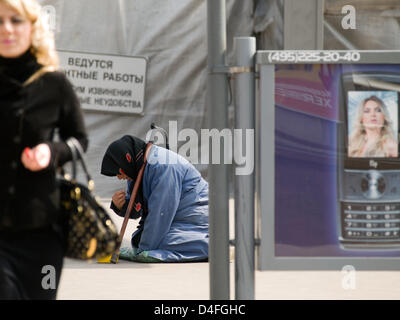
[[348, 95, 397, 157], [1, 0, 59, 84]]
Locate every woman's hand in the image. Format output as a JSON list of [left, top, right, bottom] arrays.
[[112, 190, 126, 210], [21, 143, 51, 171]]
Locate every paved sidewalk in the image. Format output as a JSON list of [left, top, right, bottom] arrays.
[[58, 199, 210, 300], [57, 200, 400, 300], [58, 261, 400, 300]]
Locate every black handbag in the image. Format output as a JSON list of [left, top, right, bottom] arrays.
[[59, 137, 120, 260]]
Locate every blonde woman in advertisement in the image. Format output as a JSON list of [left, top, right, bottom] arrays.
[[0, 0, 88, 299], [348, 95, 398, 158]]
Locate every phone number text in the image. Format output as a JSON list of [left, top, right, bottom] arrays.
[[267, 51, 361, 63]]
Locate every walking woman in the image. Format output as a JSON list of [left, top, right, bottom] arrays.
[[0, 0, 88, 299]]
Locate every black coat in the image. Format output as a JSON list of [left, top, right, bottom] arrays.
[[0, 62, 88, 230]]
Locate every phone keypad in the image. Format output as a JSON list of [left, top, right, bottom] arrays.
[[342, 203, 400, 240]]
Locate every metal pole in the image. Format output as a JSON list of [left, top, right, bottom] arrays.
[[207, 0, 230, 300], [118, 0, 128, 54], [233, 37, 256, 300]]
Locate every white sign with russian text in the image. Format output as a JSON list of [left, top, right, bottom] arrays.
[[58, 50, 147, 114]]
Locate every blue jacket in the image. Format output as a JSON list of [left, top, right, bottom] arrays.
[[126, 145, 209, 262]]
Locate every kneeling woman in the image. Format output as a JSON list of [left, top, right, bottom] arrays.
[[101, 135, 209, 262]]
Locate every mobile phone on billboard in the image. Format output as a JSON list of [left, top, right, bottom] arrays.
[[338, 71, 400, 249]]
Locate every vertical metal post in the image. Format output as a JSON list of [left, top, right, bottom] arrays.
[[233, 37, 256, 300], [256, 64, 275, 271], [207, 0, 230, 300], [118, 0, 128, 54]]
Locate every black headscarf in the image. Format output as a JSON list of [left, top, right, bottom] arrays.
[[101, 135, 148, 217]]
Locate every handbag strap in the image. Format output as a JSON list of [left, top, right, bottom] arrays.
[[65, 137, 94, 190]]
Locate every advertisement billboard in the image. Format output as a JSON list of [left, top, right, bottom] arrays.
[[256, 51, 400, 270]]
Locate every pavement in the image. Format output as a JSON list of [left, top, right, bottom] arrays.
[[56, 199, 400, 300]]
